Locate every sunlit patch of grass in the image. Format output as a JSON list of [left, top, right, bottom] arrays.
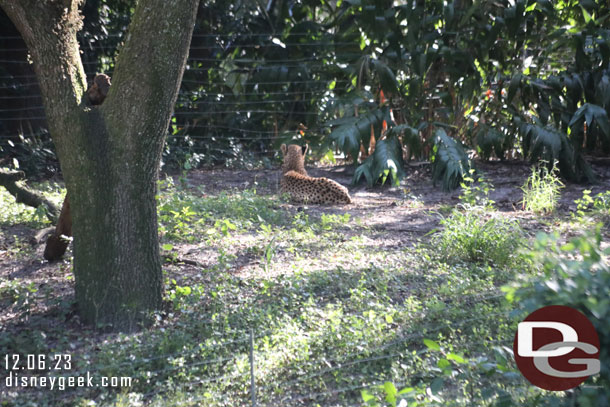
[[521, 163, 563, 214], [157, 180, 287, 242], [1, 189, 45, 227], [572, 189, 610, 229], [433, 206, 524, 269]]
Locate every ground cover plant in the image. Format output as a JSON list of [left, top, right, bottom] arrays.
[[521, 164, 564, 214]]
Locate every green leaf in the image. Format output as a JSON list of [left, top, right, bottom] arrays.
[[323, 150, 337, 165], [507, 73, 522, 103], [361, 389, 374, 402], [423, 338, 441, 351], [520, 123, 578, 179], [477, 125, 506, 159], [597, 74, 610, 108], [327, 108, 388, 162], [430, 128, 472, 191], [370, 59, 399, 94], [446, 353, 466, 364], [569, 104, 610, 137], [437, 358, 451, 369], [430, 377, 444, 394], [352, 135, 405, 186], [384, 381, 398, 404], [580, 6, 592, 23], [353, 163, 374, 186], [387, 123, 422, 158], [398, 387, 414, 395]]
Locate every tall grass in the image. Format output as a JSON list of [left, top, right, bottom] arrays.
[[521, 164, 563, 214], [434, 208, 523, 267]]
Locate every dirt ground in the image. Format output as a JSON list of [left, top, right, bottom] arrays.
[[1, 158, 609, 334], [188, 157, 610, 230], [160, 158, 610, 276]]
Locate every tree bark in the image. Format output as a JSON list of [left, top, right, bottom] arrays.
[[0, 0, 199, 330], [45, 74, 111, 262]]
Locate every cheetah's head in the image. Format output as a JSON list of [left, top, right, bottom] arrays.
[[280, 144, 308, 175]]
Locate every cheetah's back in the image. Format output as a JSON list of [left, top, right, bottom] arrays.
[[281, 171, 352, 204]]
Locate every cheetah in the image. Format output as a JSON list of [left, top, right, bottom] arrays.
[[280, 144, 352, 204]]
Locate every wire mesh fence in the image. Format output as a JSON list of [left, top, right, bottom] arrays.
[[1, 289, 532, 407], [0, 37, 356, 137], [0, 32, 431, 169]]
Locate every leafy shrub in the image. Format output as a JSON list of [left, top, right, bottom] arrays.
[[476, 124, 511, 160], [360, 339, 522, 407], [505, 227, 610, 406], [574, 190, 610, 228], [434, 208, 523, 267], [458, 169, 495, 209], [0, 279, 38, 321], [431, 129, 472, 191], [518, 122, 589, 182], [327, 105, 389, 163], [352, 135, 405, 187], [521, 163, 563, 214]]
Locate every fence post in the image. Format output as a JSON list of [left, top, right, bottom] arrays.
[[250, 328, 256, 407]]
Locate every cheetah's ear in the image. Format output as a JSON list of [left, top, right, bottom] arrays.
[[301, 144, 308, 156], [281, 144, 287, 156]]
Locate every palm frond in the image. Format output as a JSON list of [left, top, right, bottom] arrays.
[[507, 73, 523, 104], [386, 123, 423, 159], [327, 107, 389, 162], [370, 59, 399, 95], [568, 103, 610, 148], [353, 136, 405, 187], [476, 125, 506, 160], [519, 122, 594, 182], [520, 122, 563, 159], [431, 128, 472, 191]]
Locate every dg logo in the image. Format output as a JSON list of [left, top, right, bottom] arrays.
[[513, 305, 601, 391]]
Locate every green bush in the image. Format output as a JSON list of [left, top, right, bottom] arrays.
[[458, 169, 495, 209], [573, 190, 610, 228], [505, 226, 610, 406], [434, 207, 523, 268]]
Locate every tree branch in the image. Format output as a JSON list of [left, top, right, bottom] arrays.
[[0, 169, 59, 222]]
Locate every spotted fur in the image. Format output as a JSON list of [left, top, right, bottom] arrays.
[[280, 144, 352, 204]]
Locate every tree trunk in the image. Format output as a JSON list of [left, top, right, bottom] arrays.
[[0, 0, 199, 330]]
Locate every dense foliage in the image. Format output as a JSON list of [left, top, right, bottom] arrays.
[[1, 0, 609, 185], [317, 0, 610, 187], [505, 226, 610, 406]]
